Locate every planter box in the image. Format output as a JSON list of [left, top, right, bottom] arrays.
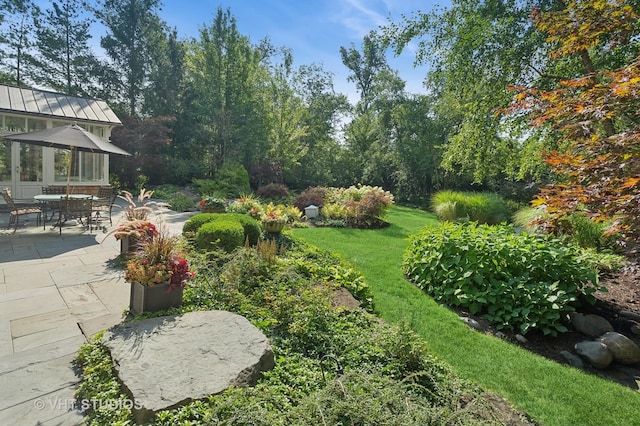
[[129, 281, 183, 315], [120, 236, 139, 254]]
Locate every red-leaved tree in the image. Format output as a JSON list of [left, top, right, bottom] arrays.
[[506, 0, 640, 246]]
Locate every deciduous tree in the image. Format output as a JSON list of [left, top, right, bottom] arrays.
[[507, 0, 640, 242]]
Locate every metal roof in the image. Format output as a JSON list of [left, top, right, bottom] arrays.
[[0, 84, 121, 125]]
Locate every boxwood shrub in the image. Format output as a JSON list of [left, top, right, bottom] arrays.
[[184, 213, 261, 246], [402, 222, 602, 336], [195, 220, 245, 252]]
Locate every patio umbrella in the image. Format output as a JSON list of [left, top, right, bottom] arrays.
[[4, 123, 130, 195]]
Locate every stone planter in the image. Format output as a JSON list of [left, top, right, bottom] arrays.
[[263, 221, 285, 234], [129, 281, 183, 315]]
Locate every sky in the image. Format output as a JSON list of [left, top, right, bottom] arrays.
[[156, 0, 451, 103]]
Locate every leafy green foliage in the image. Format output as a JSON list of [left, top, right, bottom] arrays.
[[184, 212, 261, 246], [195, 219, 244, 252], [76, 235, 508, 425], [431, 191, 511, 225], [403, 222, 602, 336], [168, 192, 195, 212]]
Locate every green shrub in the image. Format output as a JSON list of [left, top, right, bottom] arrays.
[[562, 212, 611, 250], [150, 184, 180, 200], [233, 214, 261, 245], [168, 192, 195, 212], [192, 178, 218, 197], [431, 191, 510, 224], [403, 222, 602, 336], [182, 213, 220, 234], [195, 220, 244, 252], [184, 213, 260, 246]]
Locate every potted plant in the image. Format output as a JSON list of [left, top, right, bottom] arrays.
[[198, 196, 226, 213], [260, 203, 288, 234], [107, 188, 160, 253], [125, 229, 195, 315], [110, 219, 158, 253]]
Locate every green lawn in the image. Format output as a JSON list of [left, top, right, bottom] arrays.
[[292, 205, 640, 426]]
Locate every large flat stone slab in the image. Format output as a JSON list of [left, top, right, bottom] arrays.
[[102, 310, 274, 424]]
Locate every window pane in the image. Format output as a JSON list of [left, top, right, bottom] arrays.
[[0, 140, 11, 181], [80, 152, 104, 182], [5, 116, 26, 132], [28, 119, 47, 132], [54, 149, 73, 182], [19, 144, 42, 182]]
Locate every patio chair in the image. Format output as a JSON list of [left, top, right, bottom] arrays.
[[1, 188, 42, 232], [41, 186, 66, 221], [91, 186, 117, 227], [58, 196, 92, 234]]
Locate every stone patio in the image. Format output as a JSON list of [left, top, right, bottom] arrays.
[[0, 205, 193, 425]]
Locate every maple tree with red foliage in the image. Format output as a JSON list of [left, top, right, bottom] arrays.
[[505, 0, 640, 247]]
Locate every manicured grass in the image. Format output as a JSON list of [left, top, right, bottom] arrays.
[[292, 205, 640, 426]]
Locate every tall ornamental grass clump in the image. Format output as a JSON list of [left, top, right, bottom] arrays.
[[403, 222, 603, 336], [431, 191, 510, 224]]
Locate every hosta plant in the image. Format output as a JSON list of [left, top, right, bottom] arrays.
[[403, 222, 603, 336]]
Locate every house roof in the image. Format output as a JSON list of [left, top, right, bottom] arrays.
[[0, 84, 121, 125]]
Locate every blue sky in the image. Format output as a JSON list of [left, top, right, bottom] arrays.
[[158, 0, 450, 102]]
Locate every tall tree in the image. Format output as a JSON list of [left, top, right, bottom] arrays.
[[383, 0, 550, 186], [31, 0, 100, 96], [143, 26, 185, 117], [0, 0, 39, 86], [95, 0, 163, 116], [290, 63, 349, 187], [340, 32, 389, 114], [507, 0, 640, 241], [183, 7, 270, 178]]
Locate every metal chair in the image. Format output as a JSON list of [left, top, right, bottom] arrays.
[[1, 188, 42, 232], [91, 186, 117, 227], [58, 196, 92, 234]]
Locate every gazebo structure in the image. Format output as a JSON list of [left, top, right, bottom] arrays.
[[0, 84, 122, 199]]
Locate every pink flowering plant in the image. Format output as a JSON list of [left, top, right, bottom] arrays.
[[124, 230, 194, 292]]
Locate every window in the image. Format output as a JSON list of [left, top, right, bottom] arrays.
[[0, 140, 10, 181], [54, 149, 105, 183], [4, 116, 26, 132]]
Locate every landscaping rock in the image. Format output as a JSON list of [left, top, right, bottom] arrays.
[[460, 316, 485, 332], [619, 310, 640, 323], [515, 334, 528, 344], [102, 310, 274, 424], [598, 331, 640, 365], [575, 341, 614, 369], [630, 322, 640, 337], [569, 312, 614, 337], [560, 350, 585, 369]]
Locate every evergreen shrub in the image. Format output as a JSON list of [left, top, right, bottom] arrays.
[[403, 222, 603, 336], [195, 220, 244, 252]]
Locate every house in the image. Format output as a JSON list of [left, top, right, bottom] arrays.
[[0, 84, 122, 198]]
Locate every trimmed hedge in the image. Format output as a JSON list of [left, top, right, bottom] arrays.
[[195, 220, 245, 252], [183, 213, 261, 246]]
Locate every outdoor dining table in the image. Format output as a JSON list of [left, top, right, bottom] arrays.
[[34, 194, 97, 230]]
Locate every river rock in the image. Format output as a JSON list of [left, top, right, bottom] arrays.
[[102, 310, 275, 424], [560, 350, 585, 369], [568, 312, 614, 337], [598, 331, 640, 365], [575, 341, 614, 369]]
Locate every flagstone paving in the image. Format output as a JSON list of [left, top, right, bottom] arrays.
[[0, 206, 193, 425]]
